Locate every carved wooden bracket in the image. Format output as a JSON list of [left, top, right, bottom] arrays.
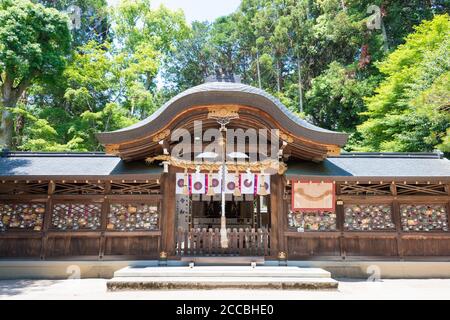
[[207, 105, 240, 119], [105, 144, 120, 155], [280, 131, 294, 144], [326, 145, 341, 156], [152, 129, 171, 143]]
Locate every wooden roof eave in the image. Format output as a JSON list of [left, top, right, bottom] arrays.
[[97, 82, 348, 153], [106, 107, 341, 161]]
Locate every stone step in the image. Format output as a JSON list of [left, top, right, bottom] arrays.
[[107, 276, 338, 291], [180, 256, 265, 265], [113, 266, 332, 279]]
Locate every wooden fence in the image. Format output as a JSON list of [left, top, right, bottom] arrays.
[[176, 227, 270, 256]]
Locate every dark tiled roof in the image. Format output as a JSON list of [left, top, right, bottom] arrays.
[[0, 152, 162, 180], [335, 152, 445, 159], [286, 152, 450, 180], [0, 151, 449, 181]]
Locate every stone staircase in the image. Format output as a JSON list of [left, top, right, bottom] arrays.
[[180, 256, 265, 265], [107, 265, 338, 290]]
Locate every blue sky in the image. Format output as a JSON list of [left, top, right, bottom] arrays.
[[107, 0, 242, 23]]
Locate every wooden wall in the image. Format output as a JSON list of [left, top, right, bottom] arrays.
[[284, 181, 450, 260], [1, 179, 450, 260], [0, 180, 162, 260]]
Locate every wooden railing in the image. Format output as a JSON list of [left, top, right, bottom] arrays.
[[176, 227, 270, 256]]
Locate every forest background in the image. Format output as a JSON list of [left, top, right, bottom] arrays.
[[0, 0, 448, 155]]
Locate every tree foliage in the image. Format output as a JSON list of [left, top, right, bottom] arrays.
[[0, 0, 448, 154], [0, 0, 71, 148], [9, 0, 189, 151], [355, 14, 450, 152]]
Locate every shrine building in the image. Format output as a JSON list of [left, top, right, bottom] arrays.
[[0, 79, 449, 262]]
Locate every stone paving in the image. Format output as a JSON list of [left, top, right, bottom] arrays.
[[0, 278, 450, 299]]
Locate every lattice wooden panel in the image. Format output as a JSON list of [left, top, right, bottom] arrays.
[[344, 204, 395, 231], [52, 203, 102, 230], [0, 182, 48, 195], [108, 203, 159, 231], [400, 204, 449, 232], [288, 211, 336, 232], [53, 182, 105, 195], [110, 181, 160, 195], [340, 183, 392, 196], [0, 203, 45, 231], [396, 183, 447, 196]]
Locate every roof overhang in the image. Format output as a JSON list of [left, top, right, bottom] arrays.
[[96, 82, 349, 161]]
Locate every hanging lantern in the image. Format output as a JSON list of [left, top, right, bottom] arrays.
[[233, 170, 241, 197]]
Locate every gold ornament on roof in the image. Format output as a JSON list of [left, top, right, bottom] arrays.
[[105, 144, 120, 155], [152, 129, 171, 143], [326, 145, 341, 156], [207, 105, 240, 120], [280, 132, 294, 144]]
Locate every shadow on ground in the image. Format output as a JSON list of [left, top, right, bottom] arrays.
[[0, 280, 60, 297]]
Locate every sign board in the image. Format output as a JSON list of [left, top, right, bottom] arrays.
[[292, 181, 335, 211]]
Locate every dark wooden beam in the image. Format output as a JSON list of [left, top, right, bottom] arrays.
[[277, 176, 286, 253], [270, 174, 281, 257], [160, 167, 177, 255]]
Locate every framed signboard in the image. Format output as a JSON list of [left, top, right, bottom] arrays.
[[291, 181, 335, 211]]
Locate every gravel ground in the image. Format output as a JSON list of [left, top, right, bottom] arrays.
[[0, 278, 450, 300]]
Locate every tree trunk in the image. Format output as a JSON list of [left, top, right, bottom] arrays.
[[297, 53, 304, 113], [256, 50, 262, 89], [1, 75, 25, 149], [276, 59, 281, 93], [0, 98, 15, 149], [381, 18, 389, 52]]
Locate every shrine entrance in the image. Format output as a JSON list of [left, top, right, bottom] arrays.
[[175, 194, 271, 256]]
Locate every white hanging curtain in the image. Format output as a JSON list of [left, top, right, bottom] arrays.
[[240, 173, 255, 194], [191, 173, 206, 194], [175, 173, 186, 195], [210, 173, 222, 194], [224, 173, 237, 194], [176, 173, 272, 196]]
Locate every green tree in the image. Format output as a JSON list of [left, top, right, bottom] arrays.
[[5, 0, 449, 153], [305, 61, 377, 132], [163, 21, 213, 93], [112, 0, 189, 112], [0, 0, 71, 148], [14, 0, 190, 151], [16, 41, 138, 151], [37, 0, 110, 46], [355, 14, 450, 152]]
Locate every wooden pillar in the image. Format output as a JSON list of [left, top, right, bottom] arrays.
[[336, 192, 346, 259], [447, 182, 450, 235], [161, 168, 176, 256], [277, 175, 286, 253], [99, 194, 109, 259], [392, 199, 403, 259], [40, 180, 54, 260], [270, 174, 282, 257]]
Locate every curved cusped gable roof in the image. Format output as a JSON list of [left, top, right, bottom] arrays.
[[97, 82, 348, 146]]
